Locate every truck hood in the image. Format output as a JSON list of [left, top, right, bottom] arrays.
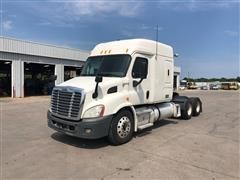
[[57, 76, 127, 93]]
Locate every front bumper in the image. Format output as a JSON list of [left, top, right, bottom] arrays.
[[47, 111, 113, 139]]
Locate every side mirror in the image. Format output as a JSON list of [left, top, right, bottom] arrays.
[[139, 73, 147, 79], [132, 71, 147, 79], [132, 61, 148, 79], [95, 76, 103, 83], [132, 58, 148, 87], [133, 79, 144, 87], [132, 70, 147, 87], [92, 76, 103, 99]]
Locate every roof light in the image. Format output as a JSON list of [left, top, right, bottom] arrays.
[[126, 48, 129, 53], [108, 50, 111, 54]]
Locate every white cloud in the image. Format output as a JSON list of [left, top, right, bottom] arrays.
[[154, 26, 163, 31], [37, 19, 76, 28], [121, 30, 134, 38], [3, 20, 13, 31], [139, 24, 163, 31], [157, 0, 238, 12], [120, 24, 163, 39], [38, 21, 52, 26], [224, 30, 239, 37], [30, 1, 143, 27], [64, 1, 142, 17], [140, 24, 150, 30]]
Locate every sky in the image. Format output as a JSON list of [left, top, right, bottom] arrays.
[[1, 0, 239, 78]]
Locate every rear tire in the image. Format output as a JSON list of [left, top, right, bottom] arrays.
[[108, 110, 134, 145], [181, 99, 193, 120], [173, 92, 179, 99], [190, 97, 202, 116]]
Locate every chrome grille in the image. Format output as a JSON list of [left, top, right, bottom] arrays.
[[50, 87, 83, 120]]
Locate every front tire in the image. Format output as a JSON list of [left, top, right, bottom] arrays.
[[108, 110, 134, 145]]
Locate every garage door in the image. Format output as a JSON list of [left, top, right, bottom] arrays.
[[24, 62, 55, 96], [64, 66, 82, 81], [0, 61, 12, 97]]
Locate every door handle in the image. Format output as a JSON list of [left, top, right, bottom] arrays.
[[146, 91, 149, 99]]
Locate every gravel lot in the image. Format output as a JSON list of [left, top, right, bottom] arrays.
[[1, 90, 239, 180]]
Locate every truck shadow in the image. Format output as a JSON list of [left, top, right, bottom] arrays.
[[135, 119, 178, 137], [51, 119, 178, 149], [51, 132, 109, 149]]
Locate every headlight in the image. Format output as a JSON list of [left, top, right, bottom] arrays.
[[83, 105, 105, 119]]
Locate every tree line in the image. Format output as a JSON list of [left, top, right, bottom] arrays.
[[182, 77, 240, 82]]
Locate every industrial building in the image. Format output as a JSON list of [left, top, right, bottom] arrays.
[[0, 37, 89, 97], [0, 37, 180, 98]]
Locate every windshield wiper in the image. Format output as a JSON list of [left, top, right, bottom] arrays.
[[98, 73, 119, 77], [80, 74, 95, 76]]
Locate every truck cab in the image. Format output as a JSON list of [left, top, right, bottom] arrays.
[[48, 39, 202, 145]]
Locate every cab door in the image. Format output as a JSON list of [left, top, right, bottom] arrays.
[[130, 55, 150, 105]]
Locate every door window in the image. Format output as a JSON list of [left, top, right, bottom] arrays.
[[132, 57, 148, 78]]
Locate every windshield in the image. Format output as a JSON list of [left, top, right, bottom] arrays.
[[81, 55, 131, 77]]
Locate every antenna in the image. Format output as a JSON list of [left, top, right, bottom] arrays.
[[155, 24, 159, 60]]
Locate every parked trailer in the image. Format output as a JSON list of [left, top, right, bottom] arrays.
[[187, 82, 198, 89], [222, 82, 239, 90], [47, 39, 202, 145]]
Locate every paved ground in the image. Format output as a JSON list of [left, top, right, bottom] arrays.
[[1, 90, 239, 180]]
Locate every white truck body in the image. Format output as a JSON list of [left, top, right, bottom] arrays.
[[48, 39, 202, 145], [60, 39, 174, 116]]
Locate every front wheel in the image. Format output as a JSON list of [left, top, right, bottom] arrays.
[[108, 110, 134, 145]]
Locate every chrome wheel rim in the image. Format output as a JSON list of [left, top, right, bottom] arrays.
[[187, 105, 192, 116], [196, 102, 200, 113], [117, 116, 131, 138]]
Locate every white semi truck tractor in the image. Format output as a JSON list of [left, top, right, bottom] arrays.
[[48, 39, 202, 145]]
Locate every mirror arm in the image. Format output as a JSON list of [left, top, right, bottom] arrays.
[[133, 78, 144, 87], [92, 75, 102, 99], [92, 82, 99, 98]]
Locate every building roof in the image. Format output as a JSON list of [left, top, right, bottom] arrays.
[[0, 37, 89, 61]]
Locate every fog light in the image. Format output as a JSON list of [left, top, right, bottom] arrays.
[[85, 128, 92, 134]]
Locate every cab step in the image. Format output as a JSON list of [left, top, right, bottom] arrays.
[[138, 123, 154, 130]]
